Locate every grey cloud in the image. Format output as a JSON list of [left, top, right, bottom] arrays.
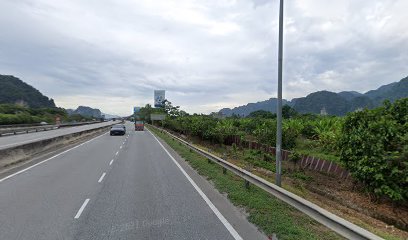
[[0, 0, 407, 115]]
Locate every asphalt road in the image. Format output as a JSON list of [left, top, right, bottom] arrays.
[[0, 121, 266, 240], [0, 121, 120, 150]]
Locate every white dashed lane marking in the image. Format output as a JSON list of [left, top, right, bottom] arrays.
[[74, 199, 90, 219], [98, 172, 106, 183]]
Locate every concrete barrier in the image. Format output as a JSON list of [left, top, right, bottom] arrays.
[[0, 126, 58, 137], [0, 124, 112, 170], [0, 121, 102, 137]]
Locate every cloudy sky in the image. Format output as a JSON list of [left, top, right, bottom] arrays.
[[0, 0, 407, 116]]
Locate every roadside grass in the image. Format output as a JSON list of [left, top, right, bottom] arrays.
[[294, 138, 340, 163], [289, 171, 314, 182], [241, 149, 276, 172], [197, 143, 277, 173], [149, 127, 344, 240], [152, 127, 408, 240]]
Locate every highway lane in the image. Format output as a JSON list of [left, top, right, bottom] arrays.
[[0, 122, 265, 239], [0, 121, 120, 150], [0, 128, 123, 239]]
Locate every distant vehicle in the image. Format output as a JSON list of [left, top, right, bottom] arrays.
[[135, 121, 144, 131], [110, 124, 126, 136], [113, 124, 126, 130], [40, 122, 48, 125]]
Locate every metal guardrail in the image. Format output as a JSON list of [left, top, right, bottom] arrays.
[[0, 121, 102, 137], [58, 121, 101, 128], [0, 126, 58, 136], [0, 123, 48, 129], [148, 124, 384, 240]]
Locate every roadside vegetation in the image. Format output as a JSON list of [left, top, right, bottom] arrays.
[[143, 99, 408, 205], [0, 104, 94, 125], [149, 126, 344, 240], [140, 98, 408, 239]]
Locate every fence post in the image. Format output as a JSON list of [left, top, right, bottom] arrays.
[[333, 164, 338, 174], [245, 180, 250, 189], [309, 156, 315, 169], [314, 158, 320, 170], [244, 165, 251, 189], [327, 161, 333, 173], [320, 160, 326, 172]]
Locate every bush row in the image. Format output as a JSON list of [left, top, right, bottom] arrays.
[[147, 99, 408, 203], [339, 99, 408, 203], [0, 104, 94, 125]]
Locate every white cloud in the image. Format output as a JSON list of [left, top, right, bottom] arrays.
[[0, 0, 407, 115]]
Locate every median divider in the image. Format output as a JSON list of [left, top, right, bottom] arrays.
[[0, 125, 58, 137], [0, 123, 116, 170], [0, 121, 102, 137], [147, 124, 384, 240]]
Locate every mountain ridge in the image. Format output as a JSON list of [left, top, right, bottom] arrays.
[[219, 76, 408, 116], [66, 106, 102, 118], [0, 74, 120, 119], [0, 75, 56, 108]]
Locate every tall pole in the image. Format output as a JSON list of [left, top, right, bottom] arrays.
[[276, 0, 284, 186]]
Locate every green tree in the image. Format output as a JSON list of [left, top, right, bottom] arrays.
[[248, 110, 276, 119], [339, 98, 408, 203], [282, 105, 298, 119]]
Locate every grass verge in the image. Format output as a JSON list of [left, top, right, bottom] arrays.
[[149, 126, 344, 240], [294, 138, 340, 163]]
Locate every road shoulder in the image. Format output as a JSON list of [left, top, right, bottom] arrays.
[[149, 129, 268, 240]]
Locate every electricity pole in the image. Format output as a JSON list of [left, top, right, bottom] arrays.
[[276, 0, 284, 186]]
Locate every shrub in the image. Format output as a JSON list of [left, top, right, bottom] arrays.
[[339, 99, 408, 203], [282, 127, 299, 150], [253, 119, 277, 146], [300, 122, 316, 139]]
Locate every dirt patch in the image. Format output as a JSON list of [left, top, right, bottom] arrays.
[[282, 163, 408, 238]]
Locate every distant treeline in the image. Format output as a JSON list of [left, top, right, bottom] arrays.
[[143, 98, 408, 204], [0, 104, 94, 125]]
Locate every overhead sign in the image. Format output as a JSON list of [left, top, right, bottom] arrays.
[[154, 90, 165, 108], [133, 107, 141, 114], [133, 107, 141, 120], [150, 113, 166, 121]]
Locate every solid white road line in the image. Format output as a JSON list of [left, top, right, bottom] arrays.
[[74, 198, 90, 219], [0, 132, 108, 183], [147, 129, 243, 240], [109, 159, 114, 165], [98, 172, 106, 183]]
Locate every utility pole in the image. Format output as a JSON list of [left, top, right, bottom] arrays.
[[276, 0, 284, 187]]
